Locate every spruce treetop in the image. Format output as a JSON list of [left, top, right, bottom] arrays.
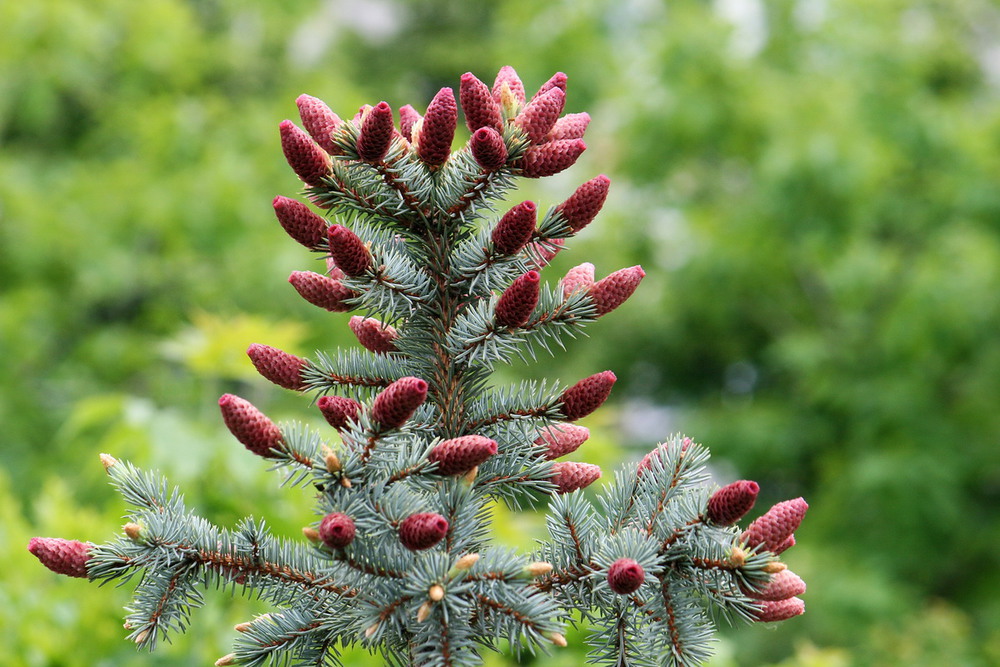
[[30, 66, 808, 667]]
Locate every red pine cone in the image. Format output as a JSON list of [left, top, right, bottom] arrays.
[[560, 262, 595, 298], [247, 343, 308, 391], [773, 534, 796, 555], [535, 424, 590, 459], [470, 127, 508, 172], [560, 370, 616, 421], [296, 94, 342, 155], [279, 120, 331, 187], [399, 104, 422, 142], [417, 87, 457, 167], [742, 498, 809, 553], [318, 513, 356, 549], [356, 101, 395, 162], [607, 557, 645, 595], [514, 87, 566, 144], [753, 597, 805, 623], [530, 72, 568, 102], [706, 480, 760, 526], [288, 270, 356, 312], [748, 569, 807, 602], [492, 201, 537, 256], [495, 270, 540, 328], [589, 266, 645, 316], [399, 512, 449, 551], [371, 377, 429, 429], [272, 196, 328, 250], [349, 316, 399, 354], [317, 395, 362, 430], [492, 65, 526, 106], [555, 174, 611, 232], [460, 72, 502, 132], [428, 435, 498, 475], [519, 139, 586, 178], [327, 224, 371, 277], [28, 537, 91, 578], [529, 238, 564, 268], [551, 461, 602, 493], [637, 437, 694, 474], [218, 394, 283, 458], [546, 112, 590, 141]]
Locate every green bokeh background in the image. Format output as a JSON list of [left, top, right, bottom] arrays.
[[3, 0, 1000, 664]]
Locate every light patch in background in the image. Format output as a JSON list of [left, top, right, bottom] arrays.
[[289, 0, 406, 68], [713, 0, 769, 59]]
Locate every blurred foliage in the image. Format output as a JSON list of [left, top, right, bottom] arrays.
[[3, 0, 999, 665]]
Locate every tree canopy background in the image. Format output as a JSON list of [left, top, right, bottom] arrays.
[[3, 0, 999, 664]]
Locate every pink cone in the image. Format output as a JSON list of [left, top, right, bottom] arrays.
[[535, 424, 590, 459], [470, 127, 508, 172], [327, 224, 371, 277], [371, 377, 429, 429], [546, 112, 590, 141], [318, 513, 356, 549], [753, 597, 805, 623], [528, 238, 564, 268], [349, 316, 399, 354], [706, 480, 759, 526], [530, 72, 568, 102], [492, 201, 537, 256], [607, 558, 645, 595], [748, 570, 807, 602], [560, 371, 616, 421], [492, 66, 526, 106], [317, 395, 362, 431], [551, 461, 602, 493], [560, 263, 595, 298], [495, 271, 540, 328], [28, 537, 91, 578], [428, 435, 498, 475], [513, 87, 565, 144], [589, 266, 645, 316], [296, 94, 342, 155], [417, 87, 457, 167], [280, 120, 331, 187], [219, 394, 283, 458], [460, 72, 502, 132], [356, 101, 395, 163], [743, 498, 809, 553], [399, 513, 449, 551], [519, 139, 586, 178], [272, 196, 328, 250], [289, 271, 356, 312], [247, 343, 308, 391], [399, 104, 422, 142], [555, 174, 610, 232]]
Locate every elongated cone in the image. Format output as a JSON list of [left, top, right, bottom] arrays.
[[399, 513, 449, 551], [398, 104, 421, 141], [529, 238, 564, 268], [514, 87, 565, 144], [219, 394, 283, 458], [327, 224, 371, 277], [638, 437, 693, 474], [460, 72, 502, 132], [520, 139, 586, 178], [560, 370, 616, 421], [535, 424, 590, 459], [495, 270, 540, 328], [589, 266, 645, 316], [555, 174, 610, 232], [428, 435, 498, 475], [753, 597, 805, 623], [551, 461, 601, 493], [492, 201, 536, 256], [318, 513, 356, 549], [607, 558, 645, 595], [356, 101, 394, 162], [247, 343, 308, 391], [296, 94, 342, 155], [547, 112, 590, 141], [349, 316, 399, 354], [773, 534, 796, 555], [561, 262, 595, 298], [530, 71, 568, 101], [706, 480, 760, 526], [280, 120, 331, 187], [289, 270, 356, 312], [371, 377, 429, 429], [28, 537, 91, 578], [743, 498, 809, 553], [272, 196, 328, 250], [317, 395, 362, 430], [492, 65, 526, 106], [748, 569, 807, 602], [417, 87, 457, 166], [470, 127, 508, 172]]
